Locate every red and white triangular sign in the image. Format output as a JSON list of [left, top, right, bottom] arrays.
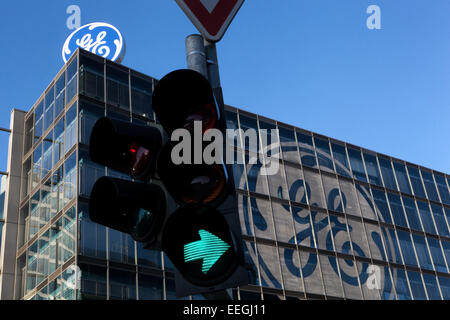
[[175, 0, 245, 42]]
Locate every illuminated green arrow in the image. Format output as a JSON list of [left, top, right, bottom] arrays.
[[184, 229, 231, 274]]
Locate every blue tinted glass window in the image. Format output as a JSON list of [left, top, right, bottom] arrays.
[[438, 276, 450, 300], [42, 132, 53, 179], [34, 101, 44, 143], [363, 153, 382, 186], [397, 230, 418, 267], [402, 197, 422, 232], [313, 137, 333, 172], [65, 103, 77, 154], [44, 86, 55, 132], [259, 121, 278, 157], [372, 189, 392, 224], [442, 240, 450, 270], [426, 237, 447, 273], [297, 132, 316, 168], [109, 269, 136, 300], [130, 75, 152, 118], [406, 271, 427, 300], [347, 148, 367, 182], [278, 126, 299, 164], [331, 143, 351, 177], [395, 268, 412, 300], [387, 193, 408, 228], [378, 157, 397, 190], [383, 226, 403, 264], [446, 207, 450, 233], [407, 166, 426, 198], [422, 273, 442, 300], [430, 205, 449, 237], [393, 162, 412, 194], [239, 114, 259, 152], [225, 110, 240, 148], [55, 72, 66, 119], [412, 234, 433, 270], [434, 174, 450, 205], [106, 65, 130, 111], [416, 201, 437, 235], [138, 273, 163, 300], [53, 117, 64, 167], [67, 56, 78, 80], [421, 170, 440, 203], [66, 56, 78, 104]]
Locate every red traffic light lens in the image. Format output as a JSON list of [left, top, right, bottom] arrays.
[[129, 142, 152, 179]]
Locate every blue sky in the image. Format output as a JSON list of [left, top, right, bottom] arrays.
[[0, 0, 449, 173]]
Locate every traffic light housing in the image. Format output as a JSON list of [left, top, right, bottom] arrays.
[[88, 117, 167, 246], [153, 69, 248, 296], [87, 69, 248, 297]]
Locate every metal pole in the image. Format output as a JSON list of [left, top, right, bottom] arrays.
[[203, 40, 225, 108], [185, 36, 233, 301], [185, 34, 208, 79]]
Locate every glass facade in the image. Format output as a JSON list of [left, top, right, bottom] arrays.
[[12, 49, 450, 300]]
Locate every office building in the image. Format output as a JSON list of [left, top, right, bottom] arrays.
[[0, 49, 449, 300]]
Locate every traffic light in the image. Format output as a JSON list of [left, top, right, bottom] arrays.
[[88, 117, 167, 245], [87, 69, 248, 297], [153, 69, 248, 296]]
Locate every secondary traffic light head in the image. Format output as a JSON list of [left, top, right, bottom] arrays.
[[89, 176, 166, 243], [89, 117, 162, 180]]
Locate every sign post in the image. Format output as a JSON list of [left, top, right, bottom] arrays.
[[176, 0, 247, 300], [175, 0, 245, 42]]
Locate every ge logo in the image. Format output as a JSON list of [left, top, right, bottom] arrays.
[[65, 265, 82, 290]]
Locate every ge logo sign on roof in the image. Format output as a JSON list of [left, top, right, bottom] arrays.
[[62, 22, 126, 63]]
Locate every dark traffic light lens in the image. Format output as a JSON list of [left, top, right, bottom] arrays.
[[158, 143, 228, 206], [131, 208, 154, 241], [183, 103, 217, 133], [181, 165, 226, 204], [152, 69, 219, 136], [89, 177, 166, 244]]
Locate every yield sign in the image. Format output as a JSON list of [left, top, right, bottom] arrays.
[[175, 0, 245, 42]]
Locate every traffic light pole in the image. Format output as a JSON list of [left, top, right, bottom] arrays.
[[185, 34, 208, 79], [185, 35, 224, 109], [203, 40, 225, 109], [185, 35, 233, 301]]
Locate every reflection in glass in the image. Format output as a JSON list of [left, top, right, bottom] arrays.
[[363, 153, 382, 186], [421, 170, 440, 203], [378, 157, 397, 191], [331, 143, 351, 178], [434, 173, 450, 205], [422, 273, 442, 300], [407, 166, 426, 198], [393, 162, 412, 194], [406, 271, 427, 300], [347, 148, 367, 182]]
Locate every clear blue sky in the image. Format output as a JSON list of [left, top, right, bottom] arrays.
[[0, 0, 449, 174]]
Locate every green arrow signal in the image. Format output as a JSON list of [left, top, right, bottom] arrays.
[[184, 230, 231, 274]]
